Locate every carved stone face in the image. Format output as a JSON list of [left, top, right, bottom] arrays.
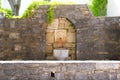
[[55, 30, 67, 43]]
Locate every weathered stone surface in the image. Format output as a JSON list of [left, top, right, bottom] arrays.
[[67, 63, 78, 71], [14, 44, 22, 51], [46, 44, 53, 54], [75, 72, 89, 80], [91, 72, 109, 80], [55, 72, 65, 80], [0, 5, 120, 60], [32, 27, 40, 33], [108, 72, 117, 80], [96, 63, 119, 70], [0, 28, 4, 33], [10, 20, 15, 28], [51, 19, 59, 29], [9, 32, 20, 39], [47, 19, 59, 29], [0, 63, 119, 80], [64, 71, 75, 80], [64, 43, 75, 48], [53, 43, 63, 48], [46, 32, 54, 43], [78, 63, 95, 72], [67, 32, 75, 42]]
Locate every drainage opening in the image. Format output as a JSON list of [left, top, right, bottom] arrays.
[[51, 72, 55, 77]]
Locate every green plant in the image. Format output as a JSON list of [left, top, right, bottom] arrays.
[[89, 0, 108, 16], [22, 1, 76, 18], [0, 8, 12, 18], [22, 1, 43, 18], [47, 5, 54, 24], [0, 0, 12, 18]]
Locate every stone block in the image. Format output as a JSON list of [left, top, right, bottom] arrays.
[[75, 72, 88, 80], [71, 54, 76, 59], [65, 20, 71, 28], [68, 28, 76, 33], [0, 28, 4, 33], [98, 52, 109, 54], [40, 72, 49, 80], [67, 64, 77, 71], [108, 72, 117, 80], [58, 18, 66, 29], [46, 63, 60, 67], [49, 67, 61, 72], [0, 39, 2, 46], [58, 23, 65, 29], [9, 32, 20, 39], [55, 72, 65, 80], [78, 63, 95, 72], [10, 20, 15, 28], [91, 72, 109, 80], [61, 66, 66, 72], [68, 57, 72, 60], [46, 32, 54, 43], [83, 11, 90, 16], [0, 70, 9, 79], [47, 19, 59, 29], [96, 63, 119, 70], [4, 69, 15, 76], [53, 43, 63, 48], [46, 29, 54, 33], [14, 44, 22, 51], [46, 44, 53, 53], [32, 27, 40, 33], [67, 32, 75, 43], [64, 43, 75, 48], [69, 48, 75, 53], [117, 74, 120, 80], [64, 72, 75, 80]]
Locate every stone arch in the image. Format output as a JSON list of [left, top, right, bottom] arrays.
[[45, 17, 76, 60]]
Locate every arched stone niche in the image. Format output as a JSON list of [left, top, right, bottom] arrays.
[[45, 18, 76, 60]]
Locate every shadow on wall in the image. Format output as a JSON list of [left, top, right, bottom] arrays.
[[105, 28, 120, 60], [103, 17, 120, 60]]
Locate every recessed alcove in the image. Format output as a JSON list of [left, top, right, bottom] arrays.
[[45, 18, 76, 60]]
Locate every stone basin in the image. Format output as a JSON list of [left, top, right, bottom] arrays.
[[53, 48, 69, 60]]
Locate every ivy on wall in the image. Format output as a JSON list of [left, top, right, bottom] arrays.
[[22, 1, 44, 18], [89, 0, 108, 16], [22, 1, 55, 23], [22, 1, 75, 19], [47, 5, 54, 24]]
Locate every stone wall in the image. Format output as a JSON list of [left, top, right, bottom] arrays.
[[0, 62, 120, 80], [0, 18, 46, 60], [0, 5, 120, 60], [76, 17, 120, 60]]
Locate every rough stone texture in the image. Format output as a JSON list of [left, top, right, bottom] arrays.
[[0, 5, 120, 60], [76, 17, 120, 60], [0, 18, 46, 60], [96, 63, 119, 70], [0, 63, 119, 80], [46, 18, 76, 60]]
